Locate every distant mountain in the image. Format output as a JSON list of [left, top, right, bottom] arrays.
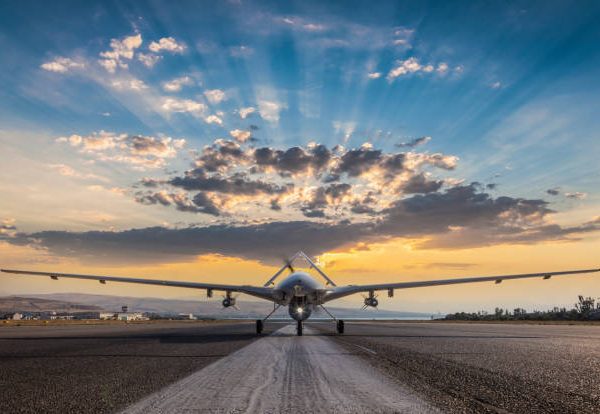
[[26, 293, 431, 319], [0, 296, 102, 313]]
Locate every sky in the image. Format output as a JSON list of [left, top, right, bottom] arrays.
[[0, 0, 599, 313]]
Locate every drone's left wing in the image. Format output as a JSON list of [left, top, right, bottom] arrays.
[[324, 267, 600, 302], [0, 269, 275, 301]]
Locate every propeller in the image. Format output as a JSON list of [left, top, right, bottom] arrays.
[[263, 253, 300, 287], [283, 257, 295, 273]]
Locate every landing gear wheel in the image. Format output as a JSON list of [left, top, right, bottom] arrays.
[[336, 320, 345, 334], [297, 320, 303, 336], [256, 319, 263, 335]]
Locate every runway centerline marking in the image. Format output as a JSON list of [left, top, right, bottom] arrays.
[[120, 324, 437, 413]]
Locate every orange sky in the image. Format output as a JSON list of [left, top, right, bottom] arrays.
[[2, 233, 598, 313]]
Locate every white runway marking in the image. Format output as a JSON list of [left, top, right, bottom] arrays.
[[121, 325, 437, 413]]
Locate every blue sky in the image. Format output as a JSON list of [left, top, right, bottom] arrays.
[[0, 1, 599, 310], [2, 1, 599, 194]]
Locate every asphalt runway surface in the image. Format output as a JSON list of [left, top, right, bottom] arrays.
[[1, 321, 599, 413]]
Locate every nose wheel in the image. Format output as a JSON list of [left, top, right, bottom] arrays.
[[336, 320, 344, 334], [296, 320, 303, 336], [256, 319, 263, 334]]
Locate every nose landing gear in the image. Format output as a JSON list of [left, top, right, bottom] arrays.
[[256, 319, 263, 334], [297, 320, 303, 336]]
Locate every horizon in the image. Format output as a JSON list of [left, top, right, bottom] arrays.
[[1, 0, 599, 313]]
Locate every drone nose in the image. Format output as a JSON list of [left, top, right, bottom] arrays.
[[293, 284, 304, 296]]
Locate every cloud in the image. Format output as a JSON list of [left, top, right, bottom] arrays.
[[204, 89, 226, 104], [401, 173, 443, 194], [279, 16, 327, 32], [436, 62, 449, 74], [132, 138, 465, 220], [229, 129, 252, 143], [136, 191, 220, 216], [162, 76, 193, 92], [396, 136, 431, 148], [565, 192, 587, 200], [48, 164, 107, 182], [99, 33, 143, 73], [204, 114, 223, 125], [137, 53, 162, 68], [0, 218, 17, 238], [258, 100, 284, 123], [546, 188, 560, 196], [387, 57, 422, 80], [148, 37, 186, 53], [10, 189, 600, 265], [490, 81, 502, 89], [239, 107, 256, 119], [253, 145, 332, 176], [300, 183, 352, 218], [169, 169, 290, 196], [229, 45, 254, 57], [387, 58, 452, 81], [41, 57, 84, 73], [56, 131, 185, 170], [367, 72, 382, 79], [110, 78, 148, 91], [162, 97, 206, 117]]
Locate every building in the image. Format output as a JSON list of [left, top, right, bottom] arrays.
[[99, 312, 117, 320], [9, 312, 23, 320], [116, 312, 148, 321]]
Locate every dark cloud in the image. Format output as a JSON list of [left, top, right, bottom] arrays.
[[196, 140, 246, 172], [135, 191, 220, 215], [192, 192, 221, 216], [350, 202, 378, 215], [170, 169, 290, 195], [401, 173, 443, 194], [253, 145, 331, 175], [10, 184, 599, 266], [139, 177, 161, 188], [129, 135, 170, 155], [10, 221, 373, 265], [396, 136, 431, 148], [381, 183, 554, 235], [300, 183, 352, 218], [135, 191, 171, 207], [335, 147, 382, 177], [546, 188, 560, 196], [270, 198, 282, 211]]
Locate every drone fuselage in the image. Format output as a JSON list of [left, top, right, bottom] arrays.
[[274, 271, 325, 321]]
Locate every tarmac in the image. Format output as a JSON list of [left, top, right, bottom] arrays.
[[1, 320, 599, 413]]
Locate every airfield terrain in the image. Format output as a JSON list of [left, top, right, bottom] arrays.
[[0, 321, 598, 413]]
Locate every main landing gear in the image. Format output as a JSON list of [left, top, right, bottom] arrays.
[[336, 319, 344, 334], [256, 304, 281, 335], [319, 305, 344, 335]]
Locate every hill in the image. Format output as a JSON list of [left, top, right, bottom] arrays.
[[0, 296, 102, 313], [20, 293, 431, 319]]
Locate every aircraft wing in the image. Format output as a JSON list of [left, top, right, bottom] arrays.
[[0, 269, 275, 302], [324, 267, 600, 302]]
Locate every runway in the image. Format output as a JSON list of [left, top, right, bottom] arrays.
[[1, 321, 599, 413], [121, 324, 436, 413]]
